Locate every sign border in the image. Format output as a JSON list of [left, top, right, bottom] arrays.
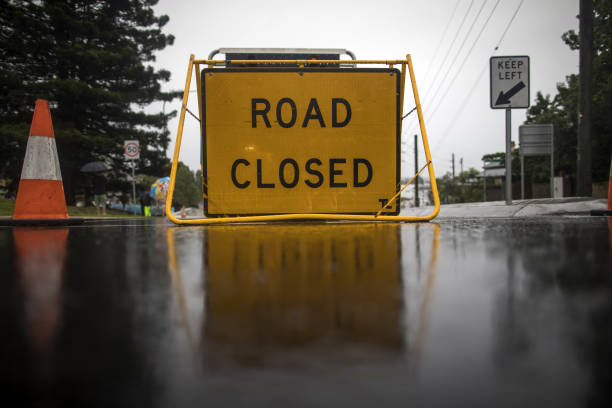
[[489, 55, 530, 109], [200, 67, 401, 217], [124, 140, 140, 160]]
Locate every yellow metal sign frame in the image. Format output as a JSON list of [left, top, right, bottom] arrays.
[[166, 54, 440, 224]]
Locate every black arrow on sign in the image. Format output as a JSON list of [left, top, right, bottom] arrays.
[[495, 81, 526, 105]]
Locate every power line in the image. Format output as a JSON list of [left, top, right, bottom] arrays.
[[422, 0, 475, 104], [405, 0, 525, 165], [421, 0, 461, 85], [423, 0, 489, 119], [404, 0, 475, 132], [407, 1, 487, 138], [494, 0, 525, 51], [429, 0, 525, 152], [426, 0, 502, 125], [435, 62, 489, 149]]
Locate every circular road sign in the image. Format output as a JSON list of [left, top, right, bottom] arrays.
[[124, 140, 140, 160]]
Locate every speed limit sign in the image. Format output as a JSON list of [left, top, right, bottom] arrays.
[[124, 140, 140, 160]]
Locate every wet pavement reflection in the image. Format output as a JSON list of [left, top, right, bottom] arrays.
[[0, 217, 611, 407]]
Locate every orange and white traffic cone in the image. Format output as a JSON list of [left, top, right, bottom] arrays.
[[8, 99, 83, 225], [592, 155, 612, 216]]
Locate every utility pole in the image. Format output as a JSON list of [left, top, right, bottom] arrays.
[[460, 157, 463, 174], [452, 153, 455, 179], [577, 0, 593, 196], [414, 134, 419, 207]]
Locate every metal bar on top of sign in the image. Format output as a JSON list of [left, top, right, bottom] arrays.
[[165, 53, 440, 224]]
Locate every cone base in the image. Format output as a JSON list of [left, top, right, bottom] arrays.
[[0, 217, 84, 226], [13, 179, 68, 219], [590, 210, 612, 216]]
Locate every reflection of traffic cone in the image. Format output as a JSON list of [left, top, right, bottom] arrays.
[[14, 228, 68, 353], [591, 156, 612, 216], [14, 227, 68, 376], [7, 100, 83, 225]]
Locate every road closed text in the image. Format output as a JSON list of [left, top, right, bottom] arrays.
[[231, 158, 373, 189]]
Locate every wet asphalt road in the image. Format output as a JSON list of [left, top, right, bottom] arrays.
[[1, 216, 611, 407]]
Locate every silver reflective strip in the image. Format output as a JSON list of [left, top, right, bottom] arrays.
[[20, 136, 62, 181]]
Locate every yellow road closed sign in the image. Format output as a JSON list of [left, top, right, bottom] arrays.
[[201, 68, 400, 216]]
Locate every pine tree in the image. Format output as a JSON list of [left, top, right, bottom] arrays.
[[0, 0, 177, 203]]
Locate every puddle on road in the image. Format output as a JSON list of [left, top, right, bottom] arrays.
[[1, 218, 610, 407]]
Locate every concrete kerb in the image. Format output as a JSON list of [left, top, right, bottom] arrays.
[[408, 197, 607, 219], [1, 198, 607, 226]]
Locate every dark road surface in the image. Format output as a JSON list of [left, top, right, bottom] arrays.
[[1, 217, 611, 407]]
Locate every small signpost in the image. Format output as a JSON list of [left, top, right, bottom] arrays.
[[124, 140, 140, 204], [519, 124, 554, 199], [490, 56, 530, 204]]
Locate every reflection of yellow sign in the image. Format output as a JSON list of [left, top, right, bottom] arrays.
[[205, 224, 402, 352], [166, 222, 441, 366], [202, 69, 400, 216]]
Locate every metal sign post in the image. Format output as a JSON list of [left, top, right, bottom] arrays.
[[505, 109, 512, 204], [124, 140, 140, 204], [490, 56, 530, 205]]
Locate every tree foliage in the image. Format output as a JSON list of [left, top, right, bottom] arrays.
[[482, 147, 524, 179], [526, 0, 611, 183], [434, 168, 483, 204], [172, 162, 201, 208], [524, 78, 578, 184], [0, 0, 178, 202]]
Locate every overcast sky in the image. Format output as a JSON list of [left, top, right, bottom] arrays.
[[152, 0, 578, 178]]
